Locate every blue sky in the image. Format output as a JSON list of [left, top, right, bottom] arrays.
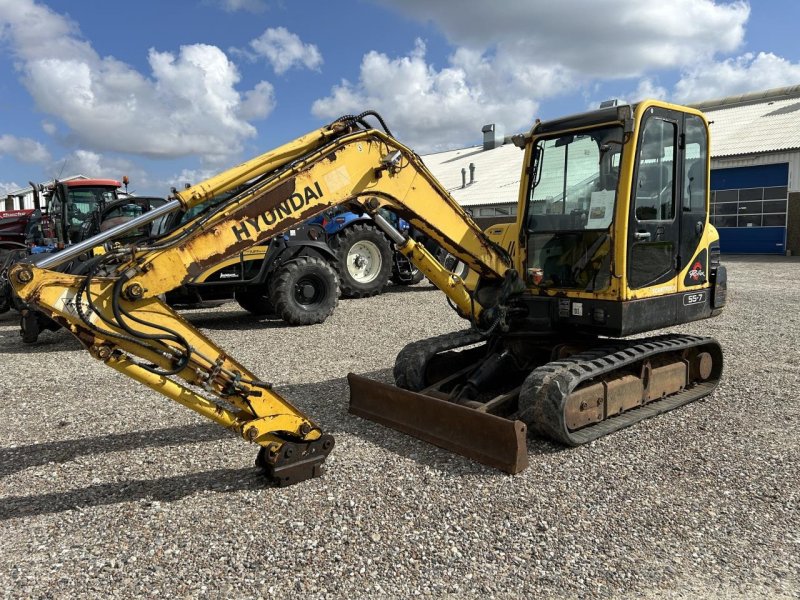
[[1, 0, 799, 196]]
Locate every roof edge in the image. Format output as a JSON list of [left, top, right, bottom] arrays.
[[710, 146, 800, 159], [690, 84, 800, 112]]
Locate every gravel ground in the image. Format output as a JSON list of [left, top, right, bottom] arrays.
[[0, 257, 798, 599]]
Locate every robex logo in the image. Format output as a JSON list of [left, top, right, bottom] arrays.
[[683, 249, 708, 287], [688, 261, 705, 282]]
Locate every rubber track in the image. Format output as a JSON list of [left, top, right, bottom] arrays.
[[393, 329, 485, 391], [518, 333, 723, 446]]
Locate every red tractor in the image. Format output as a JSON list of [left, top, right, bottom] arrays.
[[0, 179, 126, 253], [0, 179, 165, 337]]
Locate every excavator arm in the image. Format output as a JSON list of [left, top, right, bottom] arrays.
[[10, 114, 516, 485]]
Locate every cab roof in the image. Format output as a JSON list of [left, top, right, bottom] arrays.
[[63, 179, 121, 188]]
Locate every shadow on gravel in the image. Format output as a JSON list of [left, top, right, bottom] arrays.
[[280, 369, 564, 475], [0, 310, 285, 349], [0, 331, 80, 353], [722, 254, 800, 263], [0, 466, 265, 520], [0, 423, 229, 479], [381, 284, 437, 295], [0, 370, 562, 519], [182, 311, 289, 331]]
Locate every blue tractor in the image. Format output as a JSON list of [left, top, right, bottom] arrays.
[[310, 207, 423, 298]]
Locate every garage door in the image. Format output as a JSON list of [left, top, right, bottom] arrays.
[[710, 163, 788, 254]]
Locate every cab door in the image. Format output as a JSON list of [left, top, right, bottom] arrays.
[[677, 113, 710, 290], [627, 107, 681, 293]]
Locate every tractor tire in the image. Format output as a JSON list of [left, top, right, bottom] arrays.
[[332, 224, 392, 298], [19, 310, 41, 344], [0, 281, 10, 314], [269, 256, 339, 326], [0, 249, 15, 314], [235, 284, 274, 315], [20, 309, 62, 344]]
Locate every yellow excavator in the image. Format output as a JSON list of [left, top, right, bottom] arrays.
[[10, 101, 726, 485]]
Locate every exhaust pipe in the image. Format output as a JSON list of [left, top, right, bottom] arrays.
[[28, 181, 40, 211]]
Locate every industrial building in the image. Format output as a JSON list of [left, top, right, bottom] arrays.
[[423, 85, 800, 255]]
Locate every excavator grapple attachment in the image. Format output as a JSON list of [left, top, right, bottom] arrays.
[[348, 373, 528, 474]]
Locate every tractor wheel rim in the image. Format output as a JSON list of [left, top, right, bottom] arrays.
[[294, 275, 326, 306], [347, 240, 382, 283]]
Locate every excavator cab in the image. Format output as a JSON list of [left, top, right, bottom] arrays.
[[523, 123, 622, 293], [494, 102, 726, 339]]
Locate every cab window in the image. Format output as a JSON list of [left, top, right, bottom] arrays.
[[524, 125, 623, 291], [683, 116, 707, 212], [633, 118, 676, 221]]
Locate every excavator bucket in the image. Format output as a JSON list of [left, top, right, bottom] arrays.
[[347, 373, 528, 474]]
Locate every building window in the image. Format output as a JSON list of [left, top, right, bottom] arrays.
[[710, 185, 787, 228], [477, 205, 516, 217]]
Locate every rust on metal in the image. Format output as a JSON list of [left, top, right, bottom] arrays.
[[645, 361, 688, 403], [347, 373, 528, 474], [564, 382, 604, 430], [696, 352, 713, 380], [604, 374, 644, 417], [183, 179, 299, 278]]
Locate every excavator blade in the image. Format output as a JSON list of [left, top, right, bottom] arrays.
[[347, 373, 528, 474]]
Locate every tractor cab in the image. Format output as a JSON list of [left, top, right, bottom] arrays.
[[42, 179, 122, 247]]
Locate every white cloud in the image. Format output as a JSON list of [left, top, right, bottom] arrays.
[[239, 81, 276, 120], [167, 168, 218, 190], [608, 52, 800, 107], [0, 0, 275, 163], [601, 78, 669, 108], [372, 0, 749, 78], [674, 52, 800, 103], [249, 27, 323, 75], [50, 150, 119, 178], [630, 79, 669, 104], [0, 134, 51, 163], [41, 121, 56, 135], [312, 40, 539, 152], [0, 181, 21, 196], [315, 0, 752, 151], [45, 150, 151, 193]]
